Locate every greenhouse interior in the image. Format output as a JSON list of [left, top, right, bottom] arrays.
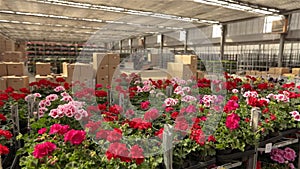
[[1, 0, 300, 169]]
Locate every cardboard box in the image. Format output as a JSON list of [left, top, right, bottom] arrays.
[[174, 55, 197, 65], [292, 68, 300, 76], [275, 67, 290, 75], [108, 65, 118, 78], [35, 75, 54, 82], [167, 62, 185, 73], [5, 39, 15, 51], [0, 77, 7, 91], [36, 62, 51, 76], [108, 53, 120, 65], [63, 63, 94, 83], [93, 53, 109, 70], [268, 67, 276, 74], [0, 62, 7, 76], [6, 62, 24, 76], [197, 71, 205, 79], [96, 74, 109, 86], [4, 76, 29, 90], [1, 51, 23, 62], [96, 64, 109, 76], [283, 73, 295, 78]]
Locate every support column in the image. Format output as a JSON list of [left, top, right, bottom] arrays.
[[184, 30, 188, 53], [278, 15, 290, 67], [220, 24, 227, 60], [129, 39, 133, 54], [278, 34, 286, 67], [119, 40, 122, 54]]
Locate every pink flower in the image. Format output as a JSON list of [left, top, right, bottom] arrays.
[[284, 147, 296, 161], [232, 89, 239, 93], [224, 100, 239, 113], [185, 105, 196, 113], [64, 129, 86, 145], [130, 145, 144, 165], [49, 109, 62, 119], [106, 128, 122, 142], [225, 113, 240, 130], [38, 128, 47, 135], [54, 86, 65, 92], [144, 108, 160, 121], [46, 94, 59, 101], [49, 124, 70, 135], [140, 101, 150, 110], [164, 98, 178, 107], [33, 142, 56, 159]]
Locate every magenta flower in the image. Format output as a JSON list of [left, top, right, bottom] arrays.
[[38, 128, 47, 135]]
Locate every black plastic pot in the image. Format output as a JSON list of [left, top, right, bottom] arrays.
[[216, 149, 255, 164]]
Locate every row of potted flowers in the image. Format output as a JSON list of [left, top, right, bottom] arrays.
[[0, 73, 299, 168]]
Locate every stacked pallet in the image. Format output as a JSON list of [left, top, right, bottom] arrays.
[[62, 62, 93, 84], [0, 36, 29, 91], [167, 55, 198, 80], [93, 53, 120, 86]]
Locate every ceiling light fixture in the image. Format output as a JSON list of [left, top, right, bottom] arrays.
[[27, 0, 219, 24], [193, 0, 280, 15]]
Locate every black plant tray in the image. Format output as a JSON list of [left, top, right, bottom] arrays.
[[185, 157, 216, 169], [216, 149, 255, 164], [280, 128, 298, 137]]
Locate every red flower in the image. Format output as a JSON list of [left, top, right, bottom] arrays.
[[19, 88, 30, 93], [270, 114, 277, 121], [98, 104, 107, 111], [174, 117, 189, 132], [95, 90, 108, 97], [56, 77, 65, 83], [64, 82, 70, 90], [155, 128, 164, 140], [130, 145, 144, 165], [33, 142, 56, 159], [5, 87, 14, 93], [0, 144, 9, 155], [95, 84, 103, 88], [0, 114, 6, 121], [129, 118, 152, 130], [230, 95, 239, 101], [49, 124, 70, 135], [242, 83, 252, 91], [144, 108, 160, 121], [140, 101, 150, 110], [190, 129, 205, 145], [165, 107, 174, 112], [257, 83, 268, 90], [10, 93, 26, 101], [225, 113, 240, 130], [109, 105, 122, 115], [106, 142, 131, 162], [171, 112, 179, 119], [245, 118, 250, 123], [208, 135, 216, 142], [0, 130, 12, 140], [262, 108, 269, 114], [0, 94, 9, 100], [106, 128, 122, 142], [95, 130, 109, 140], [64, 129, 86, 145], [85, 121, 102, 133]]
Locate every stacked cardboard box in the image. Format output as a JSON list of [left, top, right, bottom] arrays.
[[292, 68, 300, 76], [0, 51, 23, 62], [166, 55, 198, 80], [36, 62, 51, 75], [62, 62, 94, 84], [15, 41, 27, 61], [93, 53, 120, 86], [35, 75, 54, 82], [269, 67, 289, 76], [0, 62, 29, 90]]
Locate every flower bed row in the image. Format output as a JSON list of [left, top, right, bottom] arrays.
[[0, 73, 299, 168]]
